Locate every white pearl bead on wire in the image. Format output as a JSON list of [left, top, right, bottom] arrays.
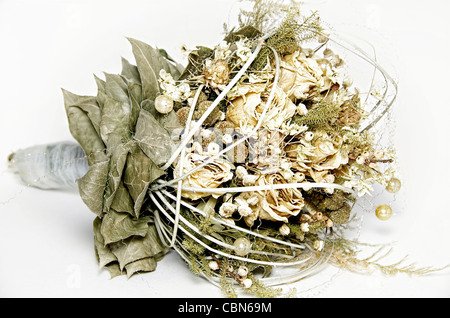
[[155, 94, 174, 114]]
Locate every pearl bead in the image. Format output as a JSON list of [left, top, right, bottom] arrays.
[[233, 237, 251, 256], [155, 94, 174, 114], [375, 204, 393, 221], [386, 177, 401, 193]]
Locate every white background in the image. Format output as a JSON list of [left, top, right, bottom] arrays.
[[1, 0, 450, 298]]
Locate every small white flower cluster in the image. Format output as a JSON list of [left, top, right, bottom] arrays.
[[279, 122, 308, 136], [213, 39, 253, 67], [159, 69, 191, 102], [213, 41, 232, 60], [234, 39, 253, 66], [279, 158, 294, 180]]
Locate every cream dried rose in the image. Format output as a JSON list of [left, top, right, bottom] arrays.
[[173, 153, 234, 200], [226, 83, 296, 130], [226, 83, 266, 128], [286, 130, 349, 183], [279, 50, 333, 100], [235, 174, 304, 226]]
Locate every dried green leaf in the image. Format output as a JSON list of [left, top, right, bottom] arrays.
[[99, 74, 133, 148], [178, 46, 213, 81], [104, 73, 129, 103], [103, 142, 134, 212], [127, 81, 143, 130], [124, 257, 157, 278], [109, 224, 167, 271], [109, 182, 135, 216], [94, 75, 107, 111], [121, 57, 141, 84], [62, 89, 106, 165], [104, 262, 123, 279], [100, 209, 150, 245], [158, 48, 184, 76], [133, 109, 175, 166], [127, 37, 175, 101], [124, 151, 164, 217], [77, 159, 109, 216], [93, 217, 117, 268]]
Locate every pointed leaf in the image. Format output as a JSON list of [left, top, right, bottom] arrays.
[[77, 159, 109, 216], [127, 81, 142, 130], [124, 151, 164, 217], [104, 73, 129, 103], [94, 75, 107, 111], [110, 182, 135, 216], [63, 89, 106, 164], [158, 48, 184, 76], [93, 217, 117, 268], [127, 37, 175, 101], [133, 109, 175, 166], [121, 57, 141, 84], [99, 74, 133, 148], [100, 209, 150, 245], [109, 224, 167, 270], [103, 142, 134, 212], [104, 262, 123, 279], [124, 257, 157, 278]]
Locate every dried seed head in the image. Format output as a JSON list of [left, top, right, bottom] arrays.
[[207, 142, 220, 156], [313, 240, 325, 251], [203, 59, 230, 89], [235, 166, 248, 179], [237, 266, 249, 278], [241, 278, 253, 289], [242, 174, 258, 186], [300, 222, 310, 233], [176, 107, 190, 125], [279, 223, 290, 236], [219, 202, 237, 218], [314, 212, 324, 221], [193, 100, 223, 127], [209, 261, 219, 271]]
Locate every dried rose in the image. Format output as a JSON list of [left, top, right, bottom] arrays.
[[286, 130, 348, 183], [173, 153, 234, 200], [226, 83, 296, 130], [279, 50, 333, 100], [235, 173, 304, 226], [226, 83, 266, 128]]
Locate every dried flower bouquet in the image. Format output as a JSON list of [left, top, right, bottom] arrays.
[[50, 0, 446, 297]]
